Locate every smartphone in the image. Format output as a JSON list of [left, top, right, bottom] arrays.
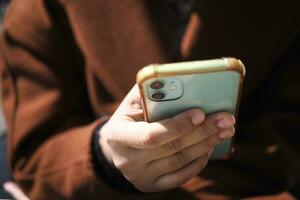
[[136, 58, 246, 159]]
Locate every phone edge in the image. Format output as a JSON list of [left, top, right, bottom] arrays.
[[224, 58, 246, 157]]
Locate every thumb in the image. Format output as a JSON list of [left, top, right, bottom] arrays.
[[112, 84, 144, 121]]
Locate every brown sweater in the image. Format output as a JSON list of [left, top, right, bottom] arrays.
[[1, 0, 300, 199]]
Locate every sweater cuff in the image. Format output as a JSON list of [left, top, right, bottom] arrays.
[[92, 120, 141, 193]]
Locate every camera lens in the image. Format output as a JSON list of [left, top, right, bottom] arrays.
[[150, 81, 164, 89], [151, 92, 165, 100]]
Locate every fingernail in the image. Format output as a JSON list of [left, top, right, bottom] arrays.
[[217, 117, 235, 129], [219, 129, 234, 139], [191, 111, 204, 126]]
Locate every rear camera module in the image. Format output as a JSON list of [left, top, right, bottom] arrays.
[[147, 78, 183, 102]]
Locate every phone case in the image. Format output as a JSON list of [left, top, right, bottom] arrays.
[[137, 58, 246, 159]]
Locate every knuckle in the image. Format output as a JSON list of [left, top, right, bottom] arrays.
[[170, 118, 185, 137], [141, 129, 158, 146], [198, 122, 214, 138], [202, 138, 212, 149], [174, 151, 189, 168], [173, 115, 193, 134], [163, 158, 177, 170], [162, 138, 183, 154]]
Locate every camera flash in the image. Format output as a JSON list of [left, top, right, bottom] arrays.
[[169, 85, 177, 91]]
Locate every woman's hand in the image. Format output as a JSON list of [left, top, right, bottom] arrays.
[[98, 85, 235, 192]]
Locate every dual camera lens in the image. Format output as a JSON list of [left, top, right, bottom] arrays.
[[150, 81, 164, 89], [150, 81, 165, 100]]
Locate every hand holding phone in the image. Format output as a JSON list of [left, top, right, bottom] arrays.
[[98, 85, 236, 192], [137, 58, 245, 159]]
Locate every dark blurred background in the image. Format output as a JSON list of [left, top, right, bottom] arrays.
[[0, 0, 11, 198]]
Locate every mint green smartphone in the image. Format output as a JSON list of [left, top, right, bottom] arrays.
[[137, 58, 246, 159]]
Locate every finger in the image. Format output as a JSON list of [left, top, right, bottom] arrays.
[[147, 112, 235, 160], [117, 85, 141, 109], [205, 111, 235, 129], [196, 112, 235, 140], [151, 108, 205, 147], [148, 127, 234, 176], [152, 154, 209, 192], [3, 182, 30, 200], [106, 108, 205, 149]]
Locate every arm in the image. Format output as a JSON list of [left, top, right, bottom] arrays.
[[0, 1, 237, 199], [0, 0, 152, 199]]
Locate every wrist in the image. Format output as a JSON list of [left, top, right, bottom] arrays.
[[92, 121, 140, 193], [98, 124, 114, 165]]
